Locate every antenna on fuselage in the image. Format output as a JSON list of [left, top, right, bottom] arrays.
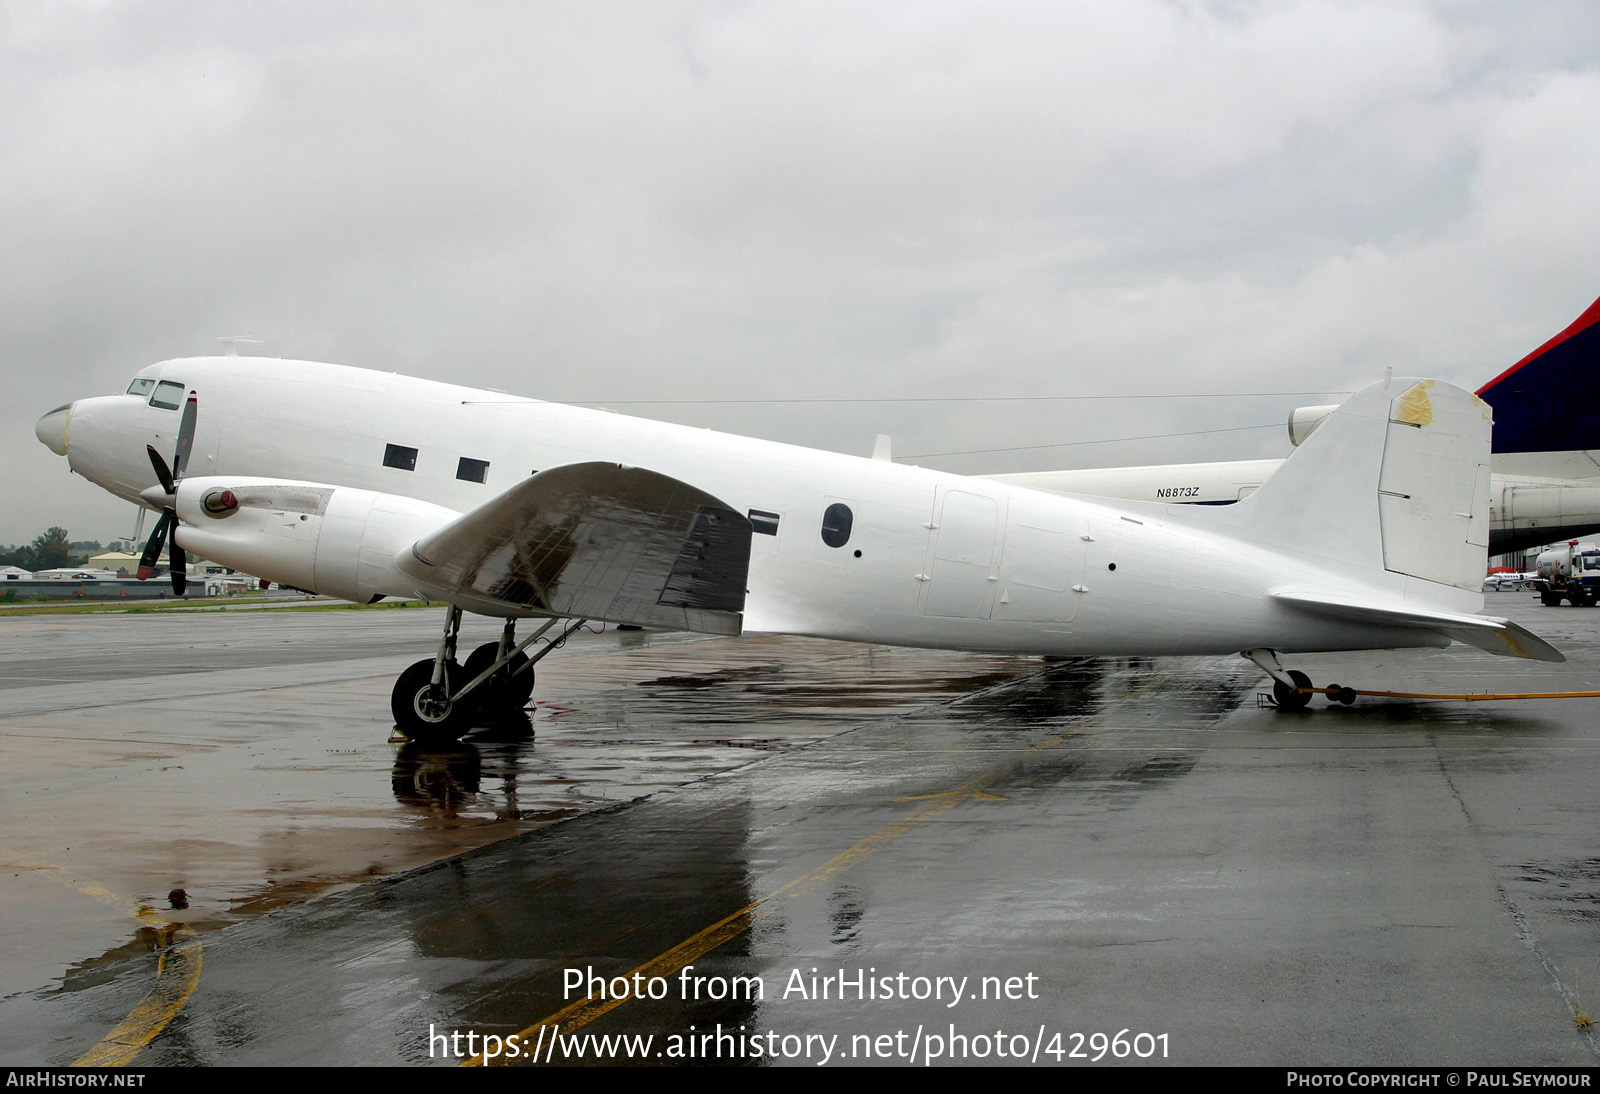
[[217, 336, 263, 357]]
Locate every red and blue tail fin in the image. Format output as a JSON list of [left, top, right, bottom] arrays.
[[1478, 294, 1600, 455]]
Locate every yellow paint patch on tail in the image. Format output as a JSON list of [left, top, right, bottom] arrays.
[[1392, 379, 1435, 427]]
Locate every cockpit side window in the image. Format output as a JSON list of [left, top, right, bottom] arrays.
[[127, 378, 156, 397], [149, 380, 185, 410]]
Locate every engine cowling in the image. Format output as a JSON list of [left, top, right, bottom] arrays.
[[172, 476, 459, 603], [1287, 404, 1339, 447]]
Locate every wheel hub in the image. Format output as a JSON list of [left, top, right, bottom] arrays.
[[414, 685, 453, 722]]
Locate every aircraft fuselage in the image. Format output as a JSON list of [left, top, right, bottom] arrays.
[[49, 356, 1469, 660]]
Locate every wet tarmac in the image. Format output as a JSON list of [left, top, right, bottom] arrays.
[[2, 597, 1599, 1066]]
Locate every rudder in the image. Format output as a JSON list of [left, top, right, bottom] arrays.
[[1226, 376, 1491, 594]]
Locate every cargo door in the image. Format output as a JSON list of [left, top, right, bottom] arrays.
[[922, 489, 1002, 618]]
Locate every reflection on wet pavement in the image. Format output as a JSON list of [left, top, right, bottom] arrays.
[[0, 615, 1073, 1003], [2, 598, 1599, 1065]]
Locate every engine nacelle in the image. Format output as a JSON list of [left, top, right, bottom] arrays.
[[1287, 404, 1339, 447], [172, 476, 459, 603]]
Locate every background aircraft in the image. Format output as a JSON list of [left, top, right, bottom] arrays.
[[986, 294, 1600, 555], [37, 361, 1559, 740]]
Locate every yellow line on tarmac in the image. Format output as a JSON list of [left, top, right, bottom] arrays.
[[467, 672, 1173, 1066], [466, 730, 1077, 1067], [13, 863, 203, 1067], [73, 938, 202, 1067], [21, 863, 165, 929]]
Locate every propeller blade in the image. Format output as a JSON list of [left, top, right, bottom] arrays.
[[147, 446, 175, 496], [172, 392, 197, 479], [170, 541, 187, 596], [136, 510, 172, 581]]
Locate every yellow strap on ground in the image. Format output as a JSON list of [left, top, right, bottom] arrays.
[[1301, 688, 1600, 702]]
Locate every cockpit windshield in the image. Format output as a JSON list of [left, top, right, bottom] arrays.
[[126, 377, 156, 397], [149, 380, 185, 410]]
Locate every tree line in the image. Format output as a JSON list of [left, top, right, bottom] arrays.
[[0, 527, 80, 572]]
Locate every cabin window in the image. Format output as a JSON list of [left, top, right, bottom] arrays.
[[457, 457, 490, 483], [126, 378, 156, 397], [149, 381, 185, 410], [748, 509, 780, 536], [820, 503, 853, 548], [383, 443, 419, 471]]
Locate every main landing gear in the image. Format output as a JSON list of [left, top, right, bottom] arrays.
[[391, 606, 589, 743], [1242, 648, 1356, 711]]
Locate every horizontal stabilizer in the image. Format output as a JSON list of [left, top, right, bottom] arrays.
[[1272, 589, 1564, 662], [398, 462, 752, 634]]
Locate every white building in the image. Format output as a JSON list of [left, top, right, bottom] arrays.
[[87, 551, 143, 574]]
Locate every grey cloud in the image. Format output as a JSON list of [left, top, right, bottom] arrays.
[[4, 1, 1599, 543]]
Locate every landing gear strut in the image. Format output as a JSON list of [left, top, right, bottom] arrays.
[[462, 619, 536, 716], [391, 605, 466, 743], [390, 608, 588, 743], [1243, 648, 1314, 712]]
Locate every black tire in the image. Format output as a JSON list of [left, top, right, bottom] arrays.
[[461, 643, 504, 711], [391, 658, 466, 743], [503, 652, 535, 708], [1273, 669, 1313, 711], [461, 643, 535, 714], [1542, 591, 1562, 607]]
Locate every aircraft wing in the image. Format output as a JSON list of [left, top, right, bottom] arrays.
[[397, 462, 752, 635], [1271, 589, 1564, 662]]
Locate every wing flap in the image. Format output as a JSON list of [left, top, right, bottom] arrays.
[[1272, 589, 1564, 663], [399, 462, 752, 634]]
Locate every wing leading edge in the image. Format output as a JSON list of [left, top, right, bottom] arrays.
[[397, 462, 753, 635]]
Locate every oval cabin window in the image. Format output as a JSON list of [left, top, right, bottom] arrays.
[[820, 503, 854, 548]]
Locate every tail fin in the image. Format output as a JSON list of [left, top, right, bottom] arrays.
[[1228, 376, 1492, 594], [1171, 375, 1561, 660], [1478, 293, 1600, 456]]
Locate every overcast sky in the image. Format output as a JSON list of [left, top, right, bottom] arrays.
[[5, 0, 1599, 546]]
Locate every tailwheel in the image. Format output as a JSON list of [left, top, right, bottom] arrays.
[[391, 658, 468, 743], [1272, 669, 1314, 711], [462, 643, 535, 716]]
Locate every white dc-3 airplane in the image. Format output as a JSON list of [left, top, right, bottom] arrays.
[[36, 353, 1565, 741], [991, 293, 1600, 555]]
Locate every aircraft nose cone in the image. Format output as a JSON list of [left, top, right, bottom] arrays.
[[35, 403, 72, 456]]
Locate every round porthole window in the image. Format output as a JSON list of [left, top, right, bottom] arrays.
[[820, 503, 853, 548]]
